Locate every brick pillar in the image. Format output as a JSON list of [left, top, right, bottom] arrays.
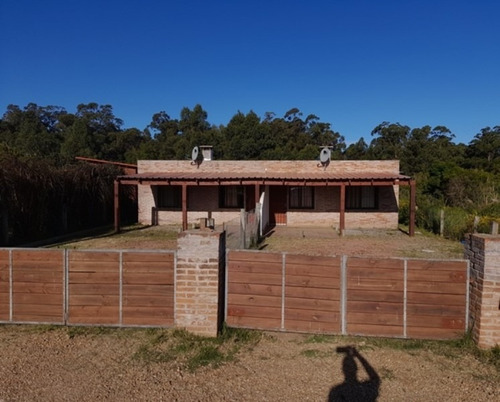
[[175, 230, 225, 337], [465, 234, 500, 348]]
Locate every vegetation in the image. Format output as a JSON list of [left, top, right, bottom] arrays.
[[1, 102, 499, 245]]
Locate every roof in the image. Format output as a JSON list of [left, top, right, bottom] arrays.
[[117, 171, 412, 186]]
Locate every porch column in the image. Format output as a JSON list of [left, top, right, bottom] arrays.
[[339, 183, 346, 236], [114, 179, 121, 233], [182, 184, 188, 231], [409, 179, 416, 237], [255, 184, 260, 205]]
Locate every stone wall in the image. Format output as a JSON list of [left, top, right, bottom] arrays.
[[465, 234, 500, 348]]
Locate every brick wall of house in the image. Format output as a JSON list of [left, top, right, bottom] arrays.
[[138, 160, 401, 229], [465, 234, 500, 348]]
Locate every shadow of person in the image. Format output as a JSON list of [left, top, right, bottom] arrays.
[[328, 346, 380, 402]]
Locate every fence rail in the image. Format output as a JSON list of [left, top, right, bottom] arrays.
[[226, 250, 469, 340], [0, 248, 175, 327]]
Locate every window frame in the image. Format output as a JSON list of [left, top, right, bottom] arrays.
[[288, 186, 315, 209], [346, 186, 379, 211], [219, 185, 244, 209], [155, 185, 182, 209]]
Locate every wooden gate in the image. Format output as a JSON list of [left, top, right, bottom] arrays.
[[268, 186, 287, 225], [226, 250, 469, 340]]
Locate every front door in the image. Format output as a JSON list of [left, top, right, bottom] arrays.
[[269, 186, 287, 225]]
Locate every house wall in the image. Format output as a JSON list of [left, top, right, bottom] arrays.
[[138, 160, 401, 229]]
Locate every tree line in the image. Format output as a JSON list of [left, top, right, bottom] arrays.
[[1, 102, 499, 243]]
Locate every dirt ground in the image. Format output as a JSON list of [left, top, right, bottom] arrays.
[[55, 225, 465, 260], [2, 225, 490, 401], [0, 325, 498, 402]]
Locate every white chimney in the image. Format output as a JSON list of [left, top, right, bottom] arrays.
[[200, 145, 213, 161]]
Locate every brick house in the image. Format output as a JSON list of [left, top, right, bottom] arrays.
[[114, 148, 416, 235]]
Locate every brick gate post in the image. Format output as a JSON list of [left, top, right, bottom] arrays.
[[465, 234, 500, 348], [175, 230, 225, 337]]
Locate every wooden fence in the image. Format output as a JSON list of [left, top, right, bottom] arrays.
[[0, 248, 175, 327], [226, 251, 469, 339]]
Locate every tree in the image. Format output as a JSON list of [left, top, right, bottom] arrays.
[[465, 126, 500, 173], [369, 122, 410, 160]]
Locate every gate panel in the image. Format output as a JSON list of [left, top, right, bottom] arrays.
[[227, 250, 282, 329], [407, 260, 467, 339], [285, 254, 341, 333], [346, 258, 404, 337]]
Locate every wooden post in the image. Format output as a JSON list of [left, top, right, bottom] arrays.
[[255, 184, 260, 205], [409, 179, 416, 237], [182, 184, 188, 231], [440, 209, 445, 237], [114, 180, 120, 233], [339, 184, 345, 236]]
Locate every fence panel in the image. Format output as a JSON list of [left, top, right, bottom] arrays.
[[285, 254, 341, 333], [11, 249, 64, 323], [226, 250, 283, 329], [122, 251, 174, 326], [0, 250, 9, 321], [67, 251, 120, 325], [407, 260, 467, 339], [346, 258, 405, 337]]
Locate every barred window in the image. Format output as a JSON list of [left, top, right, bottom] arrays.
[[289, 187, 314, 209]]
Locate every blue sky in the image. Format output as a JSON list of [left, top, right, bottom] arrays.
[[1, 0, 499, 145]]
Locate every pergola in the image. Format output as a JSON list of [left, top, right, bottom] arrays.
[[114, 171, 416, 236]]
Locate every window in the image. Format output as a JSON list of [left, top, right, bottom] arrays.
[[219, 186, 244, 208], [346, 186, 378, 210], [156, 186, 181, 208], [289, 186, 314, 209]]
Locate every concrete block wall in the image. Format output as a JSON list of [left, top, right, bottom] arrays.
[[175, 230, 224, 337], [465, 234, 500, 348]]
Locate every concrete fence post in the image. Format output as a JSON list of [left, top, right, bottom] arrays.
[[465, 234, 500, 348], [175, 230, 225, 337]]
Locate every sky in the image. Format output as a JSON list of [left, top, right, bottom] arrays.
[[1, 0, 499, 145]]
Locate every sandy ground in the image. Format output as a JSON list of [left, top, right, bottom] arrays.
[[0, 326, 498, 402]]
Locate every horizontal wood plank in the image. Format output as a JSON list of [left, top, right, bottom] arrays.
[[122, 306, 174, 319], [285, 264, 340, 278], [285, 286, 340, 301], [407, 315, 465, 330], [228, 260, 282, 274], [347, 301, 404, 314], [347, 311, 403, 326], [123, 273, 174, 285], [347, 267, 404, 280], [286, 254, 341, 267], [348, 257, 404, 270], [13, 293, 62, 305], [12, 250, 64, 261], [227, 305, 281, 320], [13, 303, 63, 315], [228, 282, 282, 297], [285, 319, 339, 333], [407, 303, 466, 317], [406, 326, 465, 339], [285, 297, 339, 311], [123, 284, 174, 296], [228, 271, 283, 286], [229, 250, 282, 264], [407, 269, 466, 283], [69, 284, 119, 295], [123, 295, 174, 307], [347, 323, 403, 337], [407, 260, 467, 271], [69, 295, 119, 306], [348, 290, 403, 303], [407, 281, 467, 294], [122, 252, 174, 264], [407, 292, 466, 306], [285, 308, 339, 323], [225, 315, 281, 330], [347, 278, 404, 291], [285, 274, 339, 289], [228, 293, 281, 308]]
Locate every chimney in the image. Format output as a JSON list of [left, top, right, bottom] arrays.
[[200, 145, 213, 161]]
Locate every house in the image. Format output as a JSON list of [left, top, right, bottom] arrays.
[[113, 147, 416, 235]]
